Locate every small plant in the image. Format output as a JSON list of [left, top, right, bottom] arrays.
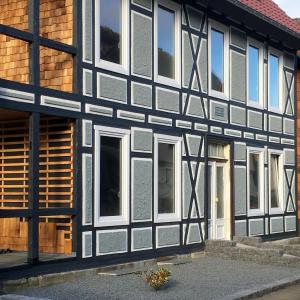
[[143, 267, 171, 290]]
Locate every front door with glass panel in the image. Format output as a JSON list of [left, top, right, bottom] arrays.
[[208, 162, 225, 240]]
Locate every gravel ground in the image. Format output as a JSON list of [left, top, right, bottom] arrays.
[[14, 256, 300, 300]]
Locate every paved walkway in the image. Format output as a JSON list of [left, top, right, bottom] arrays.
[[8, 257, 300, 300], [253, 284, 300, 300]]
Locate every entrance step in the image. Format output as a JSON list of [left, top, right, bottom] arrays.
[[233, 236, 262, 246]]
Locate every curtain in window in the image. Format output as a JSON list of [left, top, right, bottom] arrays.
[[208, 143, 225, 159]]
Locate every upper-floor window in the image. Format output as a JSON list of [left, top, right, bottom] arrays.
[[208, 20, 229, 99], [154, 0, 181, 87], [95, 0, 129, 74]]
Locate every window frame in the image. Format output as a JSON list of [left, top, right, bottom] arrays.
[[268, 149, 284, 214], [95, 0, 129, 75], [154, 133, 182, 223], [94, 125, 130, 227], [208, 19, 229, 100], [268, 47, 283, 113], [247, 147, 265, 216], [154, 0, 181, 88], [247, 38, 264, 108]]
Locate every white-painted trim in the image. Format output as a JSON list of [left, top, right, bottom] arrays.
[[131, 0, 152, 11], [82, 153, 93, 226], [131, 227, 153, 251], [131, 127, 153, 153], [268, 47, 283, 114], [244, 132, 254, 139], [96, 229, 128, 256], [41, 95, 81, 112], [131, 81, 153, 109], [247, 38, 264, 109], [131, 157, 153, 223], [268, 150, 284, 215], [247, 147, 265, 217], [154, 0, 181, 88], [208, 19, 229, 100], [0, 87, 34, 103], [85, 103, 113, 117], [94, 126, 130, 227], [82, 231, 93, 258], [95, 0, 129, 75], [155, 86, 180, 114], [117, 110, 145, 123], [195, 123, 208, 132], [97, 73, 127, 104], [154, 134, 182, 223], [210, 126, 222, 134], [270, 216, 284, 234], [156, 225, 180, 248], [83, 69, 93, 97], [82, 119, 93, 147], [148, 115, 173, 126], [131, 10, 153, 80]]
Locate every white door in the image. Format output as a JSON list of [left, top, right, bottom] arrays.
[[208, 162, 225, 240]]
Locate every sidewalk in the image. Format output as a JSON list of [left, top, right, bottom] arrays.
[[2, 256, 300, 300]]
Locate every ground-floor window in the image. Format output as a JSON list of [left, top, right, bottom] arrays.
[[154, 134, 181, 223], [94, 126, 130, 227]]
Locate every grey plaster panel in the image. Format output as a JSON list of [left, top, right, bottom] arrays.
[[248, 110, 263, 129], [231, 51, 246, 102], [235, 221, 247, 237], [231, 106, 246, 126], [183, 162, 192, 219], [132, 0, 152, 10], [249, 219, 264, 236], [196, 164, 205, 217], [183, 32, 193, 87], [284, 118, 294, 135], [132, 129, 152, 152], [234, 167, 246, 215], [269, 115, 282, 133], [132, 228, 152, 250], [98, 74, 127, 103], [132, 82, 152, 108], [210, 101, 228, 123], [270, 218, 284, 234], [97, 230, 127, 254], [83, 70, 92, 96], [83, 0, 92, 62], [156, 88, 180, 113], [118, 110, 145, 122], [187, 135, 201, 157], [284, 72, 294, 115], [283, 53, 295, 69], [234, 143, 246, 161], [187, 6, 203, 30], [0, 88, 34, 102], [284, 149, 295, 165], [83, 120, 92, 147], [83, 232, 92, 257], [187, 96, 205, 118], [188, 224, 201, 244], [132, 12, 152, 78], [132, 159, 152, 221], [230, 28, 246, 49], [198, 39, 207, 93], [83, 155, 93, 225], [285, 216, 296, 232], [157, 226, 180, 247]]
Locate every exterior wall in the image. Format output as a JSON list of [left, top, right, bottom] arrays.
[[297, 52, 300, 232]]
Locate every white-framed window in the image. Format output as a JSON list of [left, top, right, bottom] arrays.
[[247, 147, 264, 216], [208, 19, 229, 99], [154, 134, 181, 223], [268, 48, 283, 113], [247, 38, 263, 108], [94, 125, 130, 227], [95, 0, 129, 74], [268, 150, 283, 214], [154, 0, 181, 88]]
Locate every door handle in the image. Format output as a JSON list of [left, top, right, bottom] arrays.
[[215, 197, 219, 203]]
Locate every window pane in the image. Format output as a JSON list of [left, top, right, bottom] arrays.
[[100, 0, 122, 64], [100, 136, 121, 216], [211, 29, 224, 92], [270, 154, 280, 208], [208, 165, 212, 220], [158, 6, 175, 79], [216, 166, 224, 219], [248, 46, 259, 102], [158, 143, 175, 214], [249, 153, 260, 210], [269, 54, 279, 108]]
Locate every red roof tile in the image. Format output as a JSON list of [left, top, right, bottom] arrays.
[[239, 0, 300, 34]]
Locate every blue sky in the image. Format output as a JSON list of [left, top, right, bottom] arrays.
[[273, 0, 300, 18]]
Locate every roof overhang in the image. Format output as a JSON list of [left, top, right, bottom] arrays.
[[192, 0, 300, 50]]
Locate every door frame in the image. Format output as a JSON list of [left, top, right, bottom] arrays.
[[205, 135, 234, 240]]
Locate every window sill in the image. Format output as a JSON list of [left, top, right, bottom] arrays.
[[155, 75, 181, 89], [154, 213, 181, 223], [210, 89, 229, 101], [247, 209, 264, 217], [269, 208, 284, 215], [95, 59, 128, 76], [268, 106, 282, 115], [95, 216, 129, 227], [248, 100, 263, 110]]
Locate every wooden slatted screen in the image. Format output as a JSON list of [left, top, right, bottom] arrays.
[[0, 116, 74, 255]]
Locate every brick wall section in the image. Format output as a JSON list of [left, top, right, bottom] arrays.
[[40, 0, 73, 45], [40, 46, 73, 92], [297, 52, 300, 231]]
